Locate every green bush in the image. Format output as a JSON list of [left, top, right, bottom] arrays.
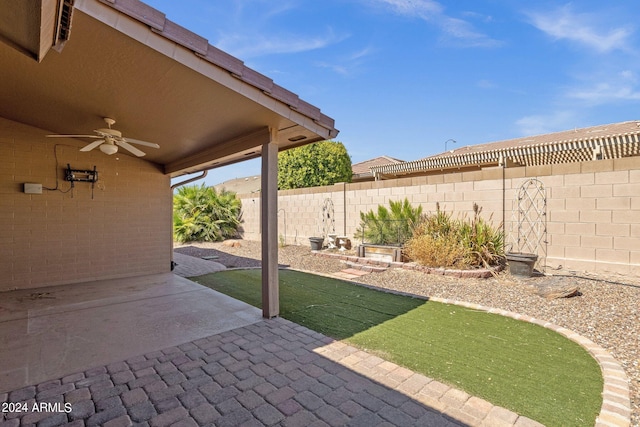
[[278, 140, 352, 190], [405, 203, 504, 269], [356, 198, 422, 245], [173, 184, 242, 243]]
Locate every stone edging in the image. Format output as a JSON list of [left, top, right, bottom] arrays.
[[312, 250, 504, 278], [429, 297, 632, 427]]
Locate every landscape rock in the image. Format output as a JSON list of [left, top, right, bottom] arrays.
[[222, 240, 242, 248], [536, 283, 581, 299]]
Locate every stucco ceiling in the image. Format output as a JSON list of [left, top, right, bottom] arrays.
[[0, 0, 337, 177]]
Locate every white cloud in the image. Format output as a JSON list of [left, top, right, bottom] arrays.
[[563, 70, 640, 105], [568, 82, 640, 105], [477, 79, 496, 89], [315, 62, 350, 76], [461, 11, 493, 23], [440, 17, 501, 47], [371, 0, 500, 47], [526, 4, 633, 53], [349, 46, 375, 61], [315, 46, 375, 76], [217, 30, 347, 58], [375, 0, 443, 17], [209, 2, 348, 59], [515, 111, 576, 136]]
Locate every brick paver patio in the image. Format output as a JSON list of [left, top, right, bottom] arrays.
[[0, 317, 543, 427]]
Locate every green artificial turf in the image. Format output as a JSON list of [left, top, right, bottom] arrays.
[[193, 269, 603, 427]]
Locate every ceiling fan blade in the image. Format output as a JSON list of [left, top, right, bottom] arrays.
[[123, 137, 160, 149], [80, 139, 106, 152], [46, 134, 102, 138], [117, 141, 146, 157]]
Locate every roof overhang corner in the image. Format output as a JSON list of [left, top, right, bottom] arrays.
[[0, 0, 74, 62]]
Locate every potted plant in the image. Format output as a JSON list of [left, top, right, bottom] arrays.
[[309, 237, 324, 250]]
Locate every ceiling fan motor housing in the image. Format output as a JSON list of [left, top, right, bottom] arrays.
[[95, 128, 122, 137]]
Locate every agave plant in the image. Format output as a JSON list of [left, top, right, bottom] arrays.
[[173, 184, 242, 243]]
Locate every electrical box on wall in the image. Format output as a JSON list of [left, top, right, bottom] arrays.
[[24, 183, 42, 194]]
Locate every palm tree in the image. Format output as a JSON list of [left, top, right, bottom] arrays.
[[173, 184, 242, 242], [356, 198, 423, 245]]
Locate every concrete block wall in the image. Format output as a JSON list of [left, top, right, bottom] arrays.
[[241, 184, 346, 245], [0, 118, 172, 291], [540, 157, 640, 275], [239, 156, 640, 276]]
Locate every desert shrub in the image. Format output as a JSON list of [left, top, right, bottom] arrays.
[[404, 233, 472, 269], [404, 203, 504, 269], [356, 198, 422, 245], [173, 184, 242, 243]]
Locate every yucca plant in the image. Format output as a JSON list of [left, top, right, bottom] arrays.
[[459, 203, 505, 268], [173, 184, 242, 243], [415, 202, 453, 239]]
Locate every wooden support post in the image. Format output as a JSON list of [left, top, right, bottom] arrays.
[[261, 128, 279, 318]]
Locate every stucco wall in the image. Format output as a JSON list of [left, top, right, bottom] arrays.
[[0, 118, 172, 291], [239, 157, 640, 276]]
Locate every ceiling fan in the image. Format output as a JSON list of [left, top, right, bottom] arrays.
[[46, 117, 160, 157]]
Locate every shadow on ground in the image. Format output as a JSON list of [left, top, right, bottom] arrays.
[[175, 245, 292, 269]]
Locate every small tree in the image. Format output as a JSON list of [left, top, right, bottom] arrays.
[[173, 184, 242, 242], [278, 140, 352, 190]]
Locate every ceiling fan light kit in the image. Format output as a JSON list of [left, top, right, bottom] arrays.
[[99, 143, 118, 155], [46, 117, 160, 157]]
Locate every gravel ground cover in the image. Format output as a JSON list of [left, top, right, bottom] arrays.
[[174, 240, 639, 426]]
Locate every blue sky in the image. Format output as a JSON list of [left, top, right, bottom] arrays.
[[150, 0, 640, 186]]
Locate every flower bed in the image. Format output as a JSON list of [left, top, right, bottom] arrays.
[[312, 249, 503, 278]]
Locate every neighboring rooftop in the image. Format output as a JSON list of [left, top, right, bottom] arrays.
[[351, 156, 404, 182], [212, 155, 404, 190], [214, 175, 262, 194], [372, 120, 640, 180], [352, 156, 404, 175]]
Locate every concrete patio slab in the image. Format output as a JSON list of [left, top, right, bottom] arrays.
[[0, 273, 261, 394]]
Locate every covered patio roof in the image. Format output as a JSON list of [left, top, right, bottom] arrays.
[[0, 0, 338, 176], [0, 0, 339, 319]]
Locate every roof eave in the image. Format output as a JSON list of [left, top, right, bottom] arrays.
[[83, 0, 337, 139]]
